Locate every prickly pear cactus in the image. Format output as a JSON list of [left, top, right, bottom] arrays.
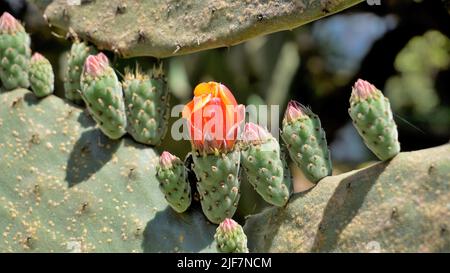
[[29, 53, 54, 97], [122, 67, 170, 146], [0, 12, 31, 90], [156, 151, 192, 213], [281, 101, 332, 183], [244, 144, 450, 252], [80, 53, 127, 140], [349, 79, 401, 161], [215, 218, 249, 253], [0, 89, 217, 253], [64, 41, 97, 104], [240, 123, 291, 207], [192, 149, 241, 224]]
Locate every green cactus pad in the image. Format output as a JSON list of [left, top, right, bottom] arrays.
[[80, 53, 127, 140], [0, 13, 31, 90], [156, 152, 192, 213], [241, 125, 291, 207], [281, 101, 332, 183], [192, 149, 241, 224], [34, 0, 363, 58], [349, 80, 401, 161], [122, 67, 170, 145], [29, 53, 54, 97], [64, 41, 97, 104], [214, 218, 248, 253], [0, 89, 218, 253], [244, 144, 450, 252]]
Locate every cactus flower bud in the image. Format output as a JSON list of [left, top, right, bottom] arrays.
[[242, 122, 271, 143], [214, 218, 248, 253], [182, 82, 245, 153], [83, 52, 109, 77], [352, 79, 378, 100], [0, 12, 23, 34]]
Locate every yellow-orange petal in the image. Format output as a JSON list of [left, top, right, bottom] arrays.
[[193, 82, 237, 106]]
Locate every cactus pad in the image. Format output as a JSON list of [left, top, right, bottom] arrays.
[[0, 12, 30, 90], [244, 144, 450, 252], [281, 101, 332, 183]]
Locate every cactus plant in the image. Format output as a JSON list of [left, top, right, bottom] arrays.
[[183, 82, 245, 224], [215, 218, 249, 253], [281, 101, 332, 183], [0, 12, 31, 90], [29, 53, 54, 97], [349, 79, 401, 161], [64, 40, 97, 104], [80, 53, 127, 140], [240, 123, 291, 207], [0, 88, 217, 253], [122, 66, 170, 145], [156, 151, 192, 213]]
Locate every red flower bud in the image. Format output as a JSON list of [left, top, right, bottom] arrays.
[[182, 82, 244, 153], [83, 53, 109, 77]]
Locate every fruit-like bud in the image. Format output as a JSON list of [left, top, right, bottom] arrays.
[[349, 79, 400, 160], [0, 12, 30, 90], [29, 52, 54, 97], [241, 122, 291, 206], [80, 52, 127, 139], [214, 218, 248, 253], [281, 100, 332, 183], [156, 151, 191, 213], [64, 41, 97, 104]]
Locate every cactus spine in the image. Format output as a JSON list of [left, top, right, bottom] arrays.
[[64, 40, 97, 104], [349, 79, 400, 160], [241, 123, 291, 207], [0, 12, 30, 90], [281, 100, 332, 183], [80, 52, 127, 139], [156, 151, 192, 213], [215, 218, 249, 253], [29, 53, 54, 97], [122, 66, 170, 145]]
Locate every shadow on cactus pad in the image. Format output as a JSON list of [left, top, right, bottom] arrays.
[[0, 89, 216, 252]]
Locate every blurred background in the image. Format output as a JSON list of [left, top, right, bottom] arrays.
[[2, 0, 449, 193]]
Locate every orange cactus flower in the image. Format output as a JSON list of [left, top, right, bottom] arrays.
[[183, 82, 245, 153]]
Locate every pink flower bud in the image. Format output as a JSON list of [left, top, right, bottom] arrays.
[[0, 12, 21, 33], [219, 218, 238, 233], [352, 79, 377, 99], [83, 53, 109, 77], [31, 52, 45, 62], [242, 122, 271, 143], [159, 151, 178, 169], [284, 100, 305, 123]]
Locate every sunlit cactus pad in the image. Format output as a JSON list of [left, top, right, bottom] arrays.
[[31, 0, 363, 58], [244, 144, 450, 252], [0, 89, 217, 253]]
